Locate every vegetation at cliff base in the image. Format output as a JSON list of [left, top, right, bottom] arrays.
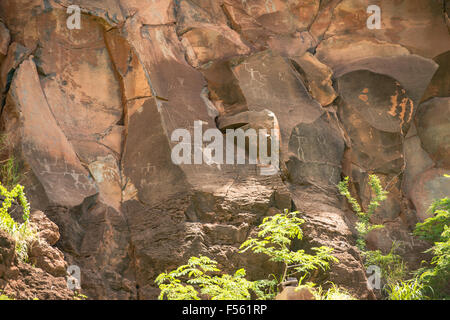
[[339, 174, 450, 300], [156, 210, 345, 300], [240, 210, 338, 283], [0, 134, 22, 190], [338, 175, 386, 250], [0, 182, 35, 262], [411, 199, 450, 299]]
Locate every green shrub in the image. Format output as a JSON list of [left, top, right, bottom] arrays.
[[155, 256, 260, 300], [385, 185, 450, 300], [0, 157, 21, 190], [0, 135, 22, 190], [412, 194, 450, 299], [156, 210, 339, 300], [385, 278, 427, 300], [0, 294, 14, 300], [313, 283, 356, 300], [338, 175, 386, 250], [415, 226, 450, 298], [414, 198, 450, 242], [0, 183, 35, 262], [240, 210, 338, 283], [363, 245, 407, 286]]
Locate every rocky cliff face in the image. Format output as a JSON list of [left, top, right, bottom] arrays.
[[0, 0, 448, 299], [0, 211, 74, 299]]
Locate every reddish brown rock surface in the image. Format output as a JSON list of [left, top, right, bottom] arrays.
[[0, 0, 448, 300]]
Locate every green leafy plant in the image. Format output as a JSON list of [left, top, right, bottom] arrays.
[[155, 256, 260, 300], [238, 210, 339, 298], [387, 187, 450, 300], [73, 292, 88, 300], [363, 245, 407, 287], [0, 182, 35, 262], [414, 197, 450, 242], [0, 294, 14, 300], [385, 278, 427, 300], [240, 210, 338, 283], [251, 278, 278, 300], [0, 157, 21, 190], [156, 210, 339, 300], [0, 135, 22, 190], [414, 225, 450, 299], [338, 175, 387, 250], [312, 283, 356, 300]]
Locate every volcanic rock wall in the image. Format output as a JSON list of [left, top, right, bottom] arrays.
[[0, 0, 448, 299]]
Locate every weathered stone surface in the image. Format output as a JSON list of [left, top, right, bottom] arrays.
[[316, 36, 410, 69], [0, 230, 15, 275], [409, 169, 450, 221], [30, 9, 123, 148], [309, 0, 341, 42], [199, 60, 247, 111], [30, 210, 60, 246], [223, 0, 319, 49], [338, 70, 414, 134], [53, 0, 125, 26], [88, 155, 122, 211], [7, 57, 98, 207], [337, 70, 407, 173], [182, 27, 250, 67], [0, 0, 446, 301], [325, 0, 450, 58], [316, 36, 438, 107], [217, 109, 276, 131], [0, 228, 74, 300], [104, 28, 153, 103], [0, 21, 10, 56], [415, 97, 450, 168], [29, 241, 67, 277], [291, 52, 337, 106], [287, 113, 345, 187], [290, 187, 375, 299], [225, 0, 319, 34], [267, 31, 316, 57], [231, 50, 324, 158], [275, 286, 315, 300], [402, 126, 434, 196], [0, 42, 31, 89], [122, 98, 188, 205], [421, 51, 450, 102], [175, 0, 250, 67], [120, 0, 175, 25]]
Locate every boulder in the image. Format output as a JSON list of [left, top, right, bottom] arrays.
[[230, 50, 324, 158], [316, 36, 438, 107], [416, 97, 450, 168], [7, 57, 98, 207], [287, 113, 345, 187], [275, 286, 316, 300], [30, 210, 60, 246], [0, 229, 15, 276], [337, 70, 407, 173], [0, 21, 10, 57], [409, 169, 450, 221], [291, 52, 337, 106], [28, 241, 67, 277], [421, 51, 450, 102], [402, 125, 434, 196]]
